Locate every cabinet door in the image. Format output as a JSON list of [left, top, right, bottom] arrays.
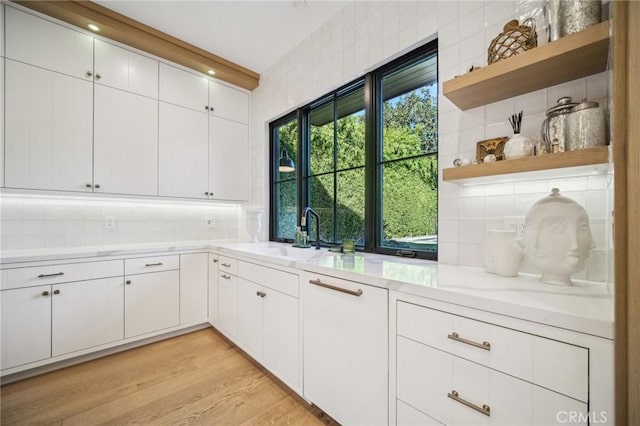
[[208, 254, 219, 326], [303, 274, 388, 425], [208, 80, 249, 124], [1, 285, 51, 370], [209, 117, 249, 201], [51, 277, 124, 356], [159, 63, 209, 112], [263, 288, 299, 388], [124, 270, 179, 338], [217, 272, 238, 338], [5, 60, 93, 192], [237, 278, 263, 358], [5, 7, 93, 79], [158, 102, 210, 198], [94, 85, 159, 196], [179, 253, 209, 325], [94, 39, 159, 99]]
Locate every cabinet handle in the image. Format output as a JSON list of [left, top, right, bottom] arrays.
[[38, 272, 64, 278], [205, 106, 209, 110], [94, 184, 101, 189], [447, 332, 491, 351], [205, 192, 209, 196], [125, 280, 132, 285], [255, 291, 266, 298], [86, 71, 93, 77], [221, 263, 231, 268], [308, 278, 362, 297], [86, 183, 92, 188], [95, 73, 102, 80], [447, 390, 490, 417], [221, 274, 231, 280], [261, 291, 266, 298], [209, 106, 215, 113], [41, 291, 50, 296], [213, 259, 219, 263], [53, 289, 61, 295], [145, 262, 163, 267]]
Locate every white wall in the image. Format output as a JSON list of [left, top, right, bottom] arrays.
[[250, 0, 613, 283]]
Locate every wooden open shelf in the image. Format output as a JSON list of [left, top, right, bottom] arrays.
[[443, 20, 611, 110], [442, 146, 610, 184]]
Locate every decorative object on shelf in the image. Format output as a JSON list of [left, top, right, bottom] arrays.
[[483, 154, 497, 163], [487, 18, 537, 65], [566, 99, 606, 151], [453, 158, 472, 167], [545, 0, 562, 41], [558, 0, 601, 37], [476, 136, 508, 162], [522, 188, 595, 286], [484, 230, 523, 277], [246, 208, 263, 243], [542, 96, 578, 152], [504, 111, 533, 159]]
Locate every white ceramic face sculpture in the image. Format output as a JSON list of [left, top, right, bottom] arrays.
[[522, 188, 595, 285]]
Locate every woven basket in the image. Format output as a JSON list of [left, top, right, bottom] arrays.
[[487, 18, 537, 64]]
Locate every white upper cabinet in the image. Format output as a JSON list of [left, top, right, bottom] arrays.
[[94, 85, 159, 196], [5, 60, 93, 192], [94, 39, 159, 99], [158, 102, 209, 199], [209, 80, 249, 124], [159, 63, 209, 112], [209, 117, 249, 201], [5, 7, 93, 80]]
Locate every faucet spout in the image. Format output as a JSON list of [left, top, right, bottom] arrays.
[[302, 207, 321, 250]]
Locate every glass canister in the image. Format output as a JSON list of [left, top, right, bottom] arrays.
[[566, 99, 606, 151], [541, 96, 578, 152]]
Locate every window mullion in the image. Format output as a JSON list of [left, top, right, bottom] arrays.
[[364, 72, 378, 252], [333, 95, 338, 244]]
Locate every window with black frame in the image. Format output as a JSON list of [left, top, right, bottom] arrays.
[[270, 114, 298, 241], [269, 40, 437, 259]]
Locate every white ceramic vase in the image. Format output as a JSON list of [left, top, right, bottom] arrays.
[[522, 188, 595, 285], [504, 133, 533, 160], [484, 230, 523, 277]]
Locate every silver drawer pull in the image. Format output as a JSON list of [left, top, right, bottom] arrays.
[[448, 390, 490, 416], [308, 279, 362, 297], [221, 274, 231, 280], [221, 262, 231, 267], [448, 332, 491, 351], [213, 259, 219, 263], [145, 262, 163, 267], [38, 272, 64, 278]]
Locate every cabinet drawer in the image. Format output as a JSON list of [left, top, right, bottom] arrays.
[[218, 256, 238, 276], [397, 400, 443, 425], [238, 261, 298, 298], [397, 336, 588, 426], [397, 301, 588, 402], [125, 255, 179, 275]]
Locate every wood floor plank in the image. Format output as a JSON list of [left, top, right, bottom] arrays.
[[1, 328, 338, 426]]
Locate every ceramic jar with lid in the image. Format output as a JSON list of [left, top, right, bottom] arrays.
[[522, 188, 595, 286], [541, 96, 579, 152], [566, 99, 606, 151], [484, 230, 523, 277]]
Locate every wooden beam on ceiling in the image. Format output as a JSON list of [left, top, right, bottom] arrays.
[[13, 0, 260, 91]]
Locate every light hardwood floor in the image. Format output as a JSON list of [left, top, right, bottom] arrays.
[[0, 328, 338, 425]]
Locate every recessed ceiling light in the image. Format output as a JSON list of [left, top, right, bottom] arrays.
[[87, 23, 100, 32], [208, 70, 215, 75]]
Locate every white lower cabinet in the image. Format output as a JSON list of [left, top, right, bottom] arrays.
[[124, 270, 179, 338], [208, 254, 219, 326], [179, 253, 209, 325], [51, 277, 124, 356], [302, 272, 388, 425], [217, 271, 238, 338], [237, 278, 264, 357], [0, 285, 52, 370]]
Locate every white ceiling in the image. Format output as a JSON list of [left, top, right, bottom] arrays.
[[95, 0, 349, 74]]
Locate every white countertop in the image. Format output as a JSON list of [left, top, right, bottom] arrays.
[[0, 240, 614, 339]]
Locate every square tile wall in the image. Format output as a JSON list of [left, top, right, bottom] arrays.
[[250, 0, 614, 283], [0, 195, 242, 251]]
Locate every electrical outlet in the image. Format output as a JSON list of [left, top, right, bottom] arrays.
[[104, 216, 116, 230], [515, 217, 526, 239], [206, 218, 216, 228]]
